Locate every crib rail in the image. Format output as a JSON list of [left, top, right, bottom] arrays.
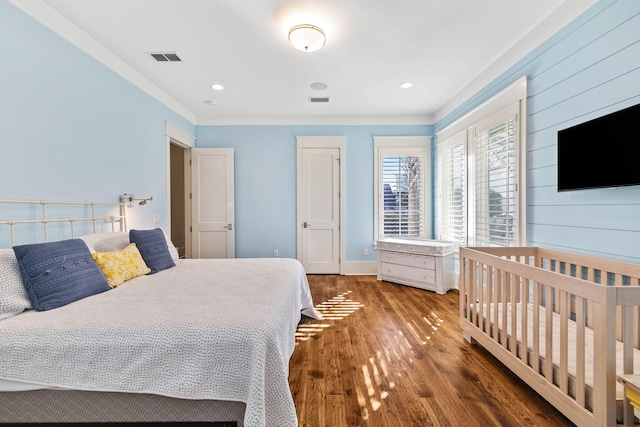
[[0, 199, 127, 248], [460, 246, 640, 427]]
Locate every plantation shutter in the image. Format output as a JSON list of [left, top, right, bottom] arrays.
[[439, 136, 467, 245], [380, 150, 425, 238], [473, 106, 518, 247]]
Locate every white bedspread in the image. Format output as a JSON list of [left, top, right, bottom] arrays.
[[0, 258, 321, 427]]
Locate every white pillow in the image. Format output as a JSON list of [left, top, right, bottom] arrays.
[[78, 232, 128, 253], [94, 234, 131, 252], [0, 249, 32, 320], [161, 229, 180, 261], [79, 230, 179, 260]]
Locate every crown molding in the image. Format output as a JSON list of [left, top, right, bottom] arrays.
[[9, 0, 593, 129], [195, 114, 433, 126], [433, 0, 597, 123], [9, 0, 196, 124]]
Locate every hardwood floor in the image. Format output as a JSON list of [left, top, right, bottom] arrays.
[[290, 275, 575, 427]]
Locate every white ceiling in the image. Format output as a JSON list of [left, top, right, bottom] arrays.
[[11, 0, 595, 125]]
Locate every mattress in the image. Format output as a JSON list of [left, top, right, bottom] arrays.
[[0, 258, 320, 427], [482, 302, 640, 399]]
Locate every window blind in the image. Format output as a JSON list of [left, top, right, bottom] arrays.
[[474, 117, 517, 247], [381, 154, 424, 237], [440, 140, 466, 244]]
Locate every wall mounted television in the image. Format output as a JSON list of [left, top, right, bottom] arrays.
[[557, 102, 640, 192]]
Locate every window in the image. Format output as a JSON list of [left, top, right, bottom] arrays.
[[437, 77, 526, 247], [472, 107, 518, 246], [382, 153, 424, 236], [438, 132, 467, 245], [374, 136, 431, 241]]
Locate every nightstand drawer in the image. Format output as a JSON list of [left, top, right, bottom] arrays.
[[380, 262, 436, 285], [377, 241, 437, 255], [379, 251, 435, 270]]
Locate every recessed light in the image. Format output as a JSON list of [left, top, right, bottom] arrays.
[[204, 100, 217, 106], [310, 82, 328, 91], [400, 82, 413, 89], [211, 84, 224, 91]]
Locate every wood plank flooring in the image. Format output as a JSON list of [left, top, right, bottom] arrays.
[[289, 275, 575, 427]]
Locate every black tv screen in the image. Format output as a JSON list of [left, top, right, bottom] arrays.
[[557, 102, 640, 191]]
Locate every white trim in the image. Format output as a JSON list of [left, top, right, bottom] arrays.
[[518, 94, 528, 246], [196, 114, 433, 126], [10, 0, 593, 129], [296, 136, 346, 275], [437, 77, 527, 142], [296, 136, 346, 149], [341, 261, 377, 276], [9, 0, 196, 124], [374, 136, 432, 148], [166, 122, 195, 148], [433, 0, 596, 123]]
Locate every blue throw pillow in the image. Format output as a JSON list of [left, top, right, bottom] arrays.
[[129, 228, 175, 274], [13, 239, 110, 311]]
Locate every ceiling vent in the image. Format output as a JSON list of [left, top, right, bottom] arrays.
[[309, 97, 330, 103], [149, 52, 182, 62]]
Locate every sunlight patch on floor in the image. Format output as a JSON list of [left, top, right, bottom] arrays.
[[295, 290, 363, 344], [314, 290, 364, 320], [355, 348, 397, 419], [405, 311, 444, 345], [353, 309, 444, 419]]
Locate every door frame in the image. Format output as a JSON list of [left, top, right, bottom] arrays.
[[190, 147, 235, 259], [296, 136, 345, 275], [165, 121, 195, 258]]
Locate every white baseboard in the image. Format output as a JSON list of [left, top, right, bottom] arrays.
[[341, 261, 377, 275]]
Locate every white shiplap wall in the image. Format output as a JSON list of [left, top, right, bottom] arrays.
[[434, 0, 640, 263]]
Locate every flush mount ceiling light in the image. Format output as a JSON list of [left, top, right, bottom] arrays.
[[288, 24, 325, 52]]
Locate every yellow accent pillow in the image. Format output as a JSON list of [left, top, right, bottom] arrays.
[[92, 243, 150, 288]]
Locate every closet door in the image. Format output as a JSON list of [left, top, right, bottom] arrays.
[[190, 148, 235, 258], [299, 147, 340, 274]]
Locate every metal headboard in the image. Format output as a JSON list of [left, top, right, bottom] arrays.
[[0, 199, 128, 247]]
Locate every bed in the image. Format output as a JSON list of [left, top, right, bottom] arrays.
[[0, 199, 321, 426], [459, 246, 640, 427]]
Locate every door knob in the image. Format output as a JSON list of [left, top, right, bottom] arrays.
[[303, 222, 311, 228], [226, 223, 233, 230]]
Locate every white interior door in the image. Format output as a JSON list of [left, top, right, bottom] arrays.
[[191, 148, 235, 258], [298, 147, 340, 274]]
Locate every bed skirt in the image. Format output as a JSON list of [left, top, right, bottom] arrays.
[[0, 389, 245, 425]]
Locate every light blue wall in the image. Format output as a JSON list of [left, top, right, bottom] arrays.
[[6, 0, 638, 265], [434, 0, 640, 263], [0, 1, 194, 241], [195, 125, 432, 260]]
